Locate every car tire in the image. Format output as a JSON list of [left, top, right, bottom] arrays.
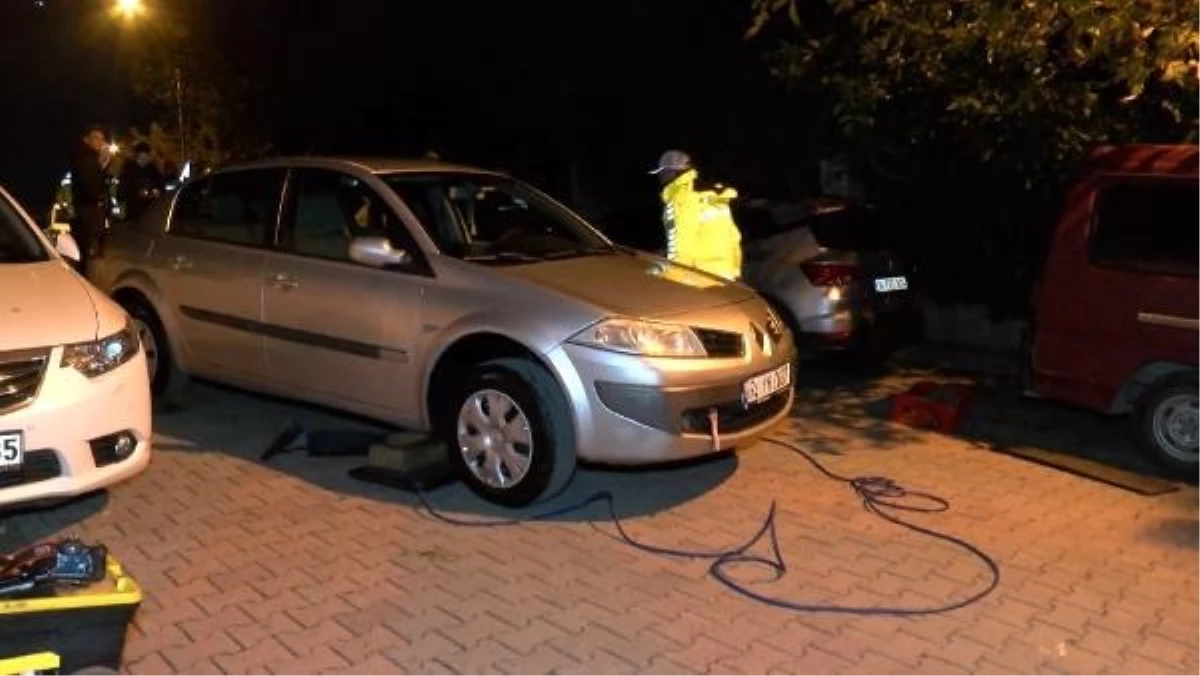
[[122, 297, 188, 403], [1135, 374, 1199, 477], [443, 357, 576, 507]]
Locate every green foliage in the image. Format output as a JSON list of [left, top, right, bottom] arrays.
[[122, 18, 269, 168], [748, 0, 1197, 163], [746, 0, 1198, 314]]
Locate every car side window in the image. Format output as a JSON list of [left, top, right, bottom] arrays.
[[170, 169, 285, 247], [1090, 181, 1199, 276], [283, 169, 407, 262]]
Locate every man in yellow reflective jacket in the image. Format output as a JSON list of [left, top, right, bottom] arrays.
[[649, 149, 743, 281]]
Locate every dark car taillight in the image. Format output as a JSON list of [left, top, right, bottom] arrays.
[[801, 261, 857, 287]]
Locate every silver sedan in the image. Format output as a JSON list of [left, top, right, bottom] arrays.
[[90, 157, 795, 506]]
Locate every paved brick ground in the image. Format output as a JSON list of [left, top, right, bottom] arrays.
[[2, 369, 1196, 675]]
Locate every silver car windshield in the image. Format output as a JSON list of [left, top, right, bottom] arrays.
[[380, 172, 614, 263], [0, 193, 49, 264]]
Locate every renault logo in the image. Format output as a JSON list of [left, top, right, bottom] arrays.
[[765, 314, 784, 341]]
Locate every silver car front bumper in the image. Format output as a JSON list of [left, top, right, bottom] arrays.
[[547, 341, 797, 465]]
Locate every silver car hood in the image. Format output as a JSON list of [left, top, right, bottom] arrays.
[[495, 252, 756, 319]]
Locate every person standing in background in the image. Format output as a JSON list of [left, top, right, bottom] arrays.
[[649, 149, 744, 281], [67, 124, 112, 275], [118, 142, 166, 223]]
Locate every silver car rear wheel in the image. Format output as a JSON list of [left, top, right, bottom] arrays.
[[131, 317, 159, 384], [456, 388, 534, 489], [120, 296, 188, 403]]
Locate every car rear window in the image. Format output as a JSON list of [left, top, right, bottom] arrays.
[[1091, 180, 1199, 276], [0, 193, 48, 264], [806, 207, 896, 250]]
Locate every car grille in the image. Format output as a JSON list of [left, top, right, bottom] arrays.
[[693, 328, 745, 358], [0, 349, 49, 414], [680, 391, 791, 435], [0, 449, 62, 489]]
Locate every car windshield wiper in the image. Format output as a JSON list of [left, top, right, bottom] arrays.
[[465, 251, 546, 263], [542, 245, 619, 260]]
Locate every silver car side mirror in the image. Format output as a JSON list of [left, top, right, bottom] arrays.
[[349, 236, 411, 269]]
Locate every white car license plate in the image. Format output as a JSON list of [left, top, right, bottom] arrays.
[[874, 276, 909, 293], [0, 430, 23, 470], [743, 363, 792, 406]]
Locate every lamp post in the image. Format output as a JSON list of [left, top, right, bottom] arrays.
[[174, 65, 186, 162], [114, 0, 187, 163]]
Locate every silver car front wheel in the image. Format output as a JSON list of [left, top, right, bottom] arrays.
[[443, 357, 576, 507], [456, 388, 534, 489]]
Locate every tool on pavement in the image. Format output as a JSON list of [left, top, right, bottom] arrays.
[[260, 420, 384, 461]]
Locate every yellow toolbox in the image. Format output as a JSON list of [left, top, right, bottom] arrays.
[[0, 652, 60, 675], [0, 557, 141, 674]]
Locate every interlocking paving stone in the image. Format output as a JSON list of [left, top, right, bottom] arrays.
[[3, 376, 1195, 675]]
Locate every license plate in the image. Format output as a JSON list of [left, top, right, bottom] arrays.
[[743, 363, 792, 406], [874, 276, 909, 293], [0, 430, 23, 470]]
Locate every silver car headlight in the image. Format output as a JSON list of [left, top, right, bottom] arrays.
[[568, 318, 707, 358], [62, 320, 140, 378]]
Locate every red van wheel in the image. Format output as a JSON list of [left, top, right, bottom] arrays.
[[1137, 375, 1199, 476]]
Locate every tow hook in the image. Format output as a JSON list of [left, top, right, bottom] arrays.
[[708, 407, 721, 452]]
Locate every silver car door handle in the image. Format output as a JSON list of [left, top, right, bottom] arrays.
[[169, 254, 192, 271], [269, 273, 299, 291], [1137, 311, 1199, 331]]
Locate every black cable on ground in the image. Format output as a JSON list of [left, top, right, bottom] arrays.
[[402, 436, 1001, 616]]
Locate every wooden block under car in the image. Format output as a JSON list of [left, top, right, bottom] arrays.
[[351, 433, 457, 491], [367, 433, 448, 472]]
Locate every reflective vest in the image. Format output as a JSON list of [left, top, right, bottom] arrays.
[[660, 169, 743, 281]]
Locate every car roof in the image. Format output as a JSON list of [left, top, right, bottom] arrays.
[[213, 156, 501, 177], [1083, 144, 1199, 178]]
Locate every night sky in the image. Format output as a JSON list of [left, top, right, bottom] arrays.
[[0, 0, 807, 215]]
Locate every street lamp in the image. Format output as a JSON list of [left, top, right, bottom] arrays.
[[114, 0, 144, 20], [112, 0, 188, 164]]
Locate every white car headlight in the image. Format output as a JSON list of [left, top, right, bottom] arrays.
[[569, 318, 707, 358], [62, 320, 140, 378]]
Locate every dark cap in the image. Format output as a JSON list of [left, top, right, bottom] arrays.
[[648, 149, 693, 175]]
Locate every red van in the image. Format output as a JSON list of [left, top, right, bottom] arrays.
[[1029, 144, 1198, 475]]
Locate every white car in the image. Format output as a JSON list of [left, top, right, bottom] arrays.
[[0, 186, 152, 511]]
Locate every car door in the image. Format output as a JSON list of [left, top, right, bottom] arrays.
[[152, 167, 286, 380], [1034, 176, 1199, 409], [261, 167, 429, 420]]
